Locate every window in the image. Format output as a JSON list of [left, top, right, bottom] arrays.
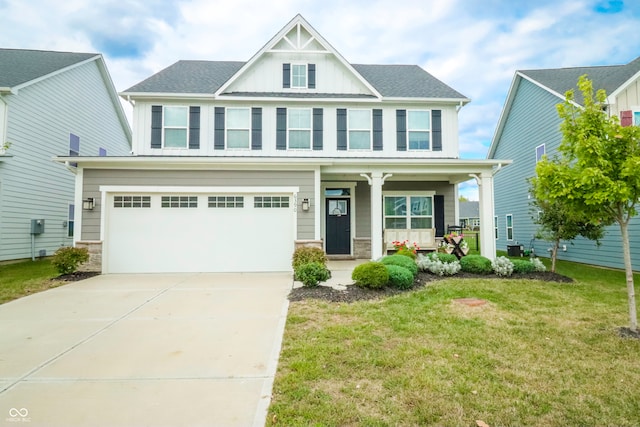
[[494, 216, 498, 239], [255, 196, 289, 208], [163, 106, 188, 148], [384, 195, 433, 229], [99, 147, 107, 156], [161, 196, 198, 208], [208, 196, 244, 208], [348, 110, 371, 150], [408, 110, 430, 150], [226, 108, 250, 149], [506, 214, 513, 240], [68, 204, 75, 238], [292, 64, 307, 88], [288, 109, 311, 149], [536, 144, 545, 162], [114, 196, 151, 208], [635, 111, 640, 126]]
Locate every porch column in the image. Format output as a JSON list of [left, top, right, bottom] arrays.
[[476, 172, 497, 261], [361, 171, 391, 260]]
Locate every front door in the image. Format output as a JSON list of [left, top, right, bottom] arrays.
[[326, 198, 350, 254]]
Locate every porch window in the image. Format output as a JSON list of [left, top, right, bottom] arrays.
[[506, 214, 513, 240], [408, 110, 431, 150], [226, 108, 250, 149], [348, 110, 371, 150], [384, 195, 433, 229]]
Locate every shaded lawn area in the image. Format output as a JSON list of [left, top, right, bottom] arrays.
[[0, 259, 60, 304], [268, 260, 640, 426]]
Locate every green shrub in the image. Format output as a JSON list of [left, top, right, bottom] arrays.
[[512, 259, 536, 274], [380, 255, 418, 277], [386, 265, 414, 289], [435, 253, 458, 264], [296, 262, 331, 287], [292, 246, 327, 280], [52, 246, 89, 275], [460, 255, 493, 274], [352, 262, 389, 289], [395, 248, 417, 260]]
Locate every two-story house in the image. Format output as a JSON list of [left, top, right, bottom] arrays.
[[0, 49, 131, 262], [57, 15, 508, 274], [488, 56, 640, 270]]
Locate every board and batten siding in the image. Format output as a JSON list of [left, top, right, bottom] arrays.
[[492, 77, 640, 270], [0, 60, 130, 261], [614, 78, 640, 114], [81, 169, 315, 241]]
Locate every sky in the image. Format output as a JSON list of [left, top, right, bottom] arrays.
[[2, 0, 640, 200]]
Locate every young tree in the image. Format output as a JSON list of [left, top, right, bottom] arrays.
[[527, 191, 604, 273], [533, 75, 640, 332]]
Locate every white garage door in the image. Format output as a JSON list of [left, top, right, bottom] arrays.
[[104, 192, 295, 273]]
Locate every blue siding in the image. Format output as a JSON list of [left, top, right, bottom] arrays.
[[492, 77, 640, 270]]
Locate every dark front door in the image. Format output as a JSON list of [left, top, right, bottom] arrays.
[[326, 198, 350, 254]]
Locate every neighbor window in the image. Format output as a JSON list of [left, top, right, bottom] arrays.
[[384, 195, 433, 229], [348, 109, 371, 150], [69, 133, 79, 167], [506, 214, 513, 240], [634, 110, 640, 126], [288, 108, 311, 149], [163, 106, 188, 148], [68, 204, 75, 238], [408, 110, 431, 150], [494, 216, 498, 239], [536, 144, 545, 162], [291, 64, 307, 88], [226, 108, 250, 149]]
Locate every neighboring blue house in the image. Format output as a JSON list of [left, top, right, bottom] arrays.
[[0, 49, 131, 262], [459, 201, 479, 230], [488, 56, 640, 270]]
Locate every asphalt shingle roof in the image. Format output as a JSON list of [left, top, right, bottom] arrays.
[[123, 60, 468, 100], [0, 48, 97, 88], [520, 55, 640, 104]]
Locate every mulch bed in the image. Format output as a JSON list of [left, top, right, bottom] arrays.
[[288, 270, 574, 303], [52, 271, 101, 282]]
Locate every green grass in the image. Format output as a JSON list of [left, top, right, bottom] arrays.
[[269, 259, 640, 426], [0, 259, 59, 304]]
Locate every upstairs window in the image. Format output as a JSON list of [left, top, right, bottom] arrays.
[[292, 64, 307, 88], [408, 110, 431, 150], [151, 105, 200, 149], [536, 144, 545, 162], [288, 109, 311, 149], [348, 110, 372, 150], [283, 63, 316, 89], [163, 106, 188, 148], [226, 108, 251, 149]]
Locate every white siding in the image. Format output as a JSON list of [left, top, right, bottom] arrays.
[[0, 60, 130, 261]]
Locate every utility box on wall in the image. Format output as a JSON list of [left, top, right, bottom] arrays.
[[30, 219, 45, 235]]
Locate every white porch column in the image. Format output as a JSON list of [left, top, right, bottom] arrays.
[[361, 171, 391, 260], [475, 172, 496, 261]]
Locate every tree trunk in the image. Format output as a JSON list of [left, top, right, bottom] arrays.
[[551, 239, 559, 273], [619, 220, 638, 332]]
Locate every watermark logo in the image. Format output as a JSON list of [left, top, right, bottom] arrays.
[[7, 408, 30, 423]]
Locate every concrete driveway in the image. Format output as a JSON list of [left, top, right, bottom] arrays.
[[0, 273, 292, 427]]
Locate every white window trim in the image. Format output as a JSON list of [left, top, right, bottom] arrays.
[[535, 143, 545, 163], [407, 109, 432, 151], [287, 107, 312, 150], [347, 109, 372, 151], [291, 63, 308, 89], [506, 214, 513, 241], [383, 191, 436, 230], [162, 105, 189, 149], [494, 215, 498, 240], [632, 107, 640, 126], [225, 107, 251, 150]]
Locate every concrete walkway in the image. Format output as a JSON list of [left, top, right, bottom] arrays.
[[0, 273, 292, 427]]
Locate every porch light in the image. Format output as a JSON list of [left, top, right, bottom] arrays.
[[83, 198, 95, 210], [301, 198, 310, 211]]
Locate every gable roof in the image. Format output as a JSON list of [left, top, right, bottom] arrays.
[[487, 55, 640, 158], [122, 15, 468, 102], [459, 201, 479, 218]]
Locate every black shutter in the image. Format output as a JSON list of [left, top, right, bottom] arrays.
[[432, 110, 442, 151], [434, 195, 445, 237], [214, 107, 225, 150], [251, 107, 262, 150], [313, 108, 323, 150], [373, 109, 383, 151], [151, 105, 162, 149], [308, 64, 316, 89], [396, 109, 406, 151], [283, 63, 290, 88], [276, 108, 287, 150], [188, 106, 200, 149], [337, 108, 347, 151]]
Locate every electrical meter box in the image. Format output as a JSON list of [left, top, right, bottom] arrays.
[[30, 219, 45, 235]]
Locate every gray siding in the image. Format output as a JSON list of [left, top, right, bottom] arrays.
[[81, 169, 315, 241], [0, 61, 130, 261], [355, 181, 371, 238], [492, 78, 640, 270]]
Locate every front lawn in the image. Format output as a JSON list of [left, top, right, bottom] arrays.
[[0, 259, 60, 304], [268, 259, 640, 426]]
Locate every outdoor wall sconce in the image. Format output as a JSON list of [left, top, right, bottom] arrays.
[[301, 198, 310, 211], [83, 197, 95, 210]]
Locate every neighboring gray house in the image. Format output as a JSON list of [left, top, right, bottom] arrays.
[[57, 15, 508, 274], [488, 56, 640, 269], [0, 49, 131, 262], [459, 201, 479, 230]]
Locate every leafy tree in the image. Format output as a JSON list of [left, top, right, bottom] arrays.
[[533, 75, 640, 332], [459, 195, 469, 202], [527, 192, 604, 273]]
